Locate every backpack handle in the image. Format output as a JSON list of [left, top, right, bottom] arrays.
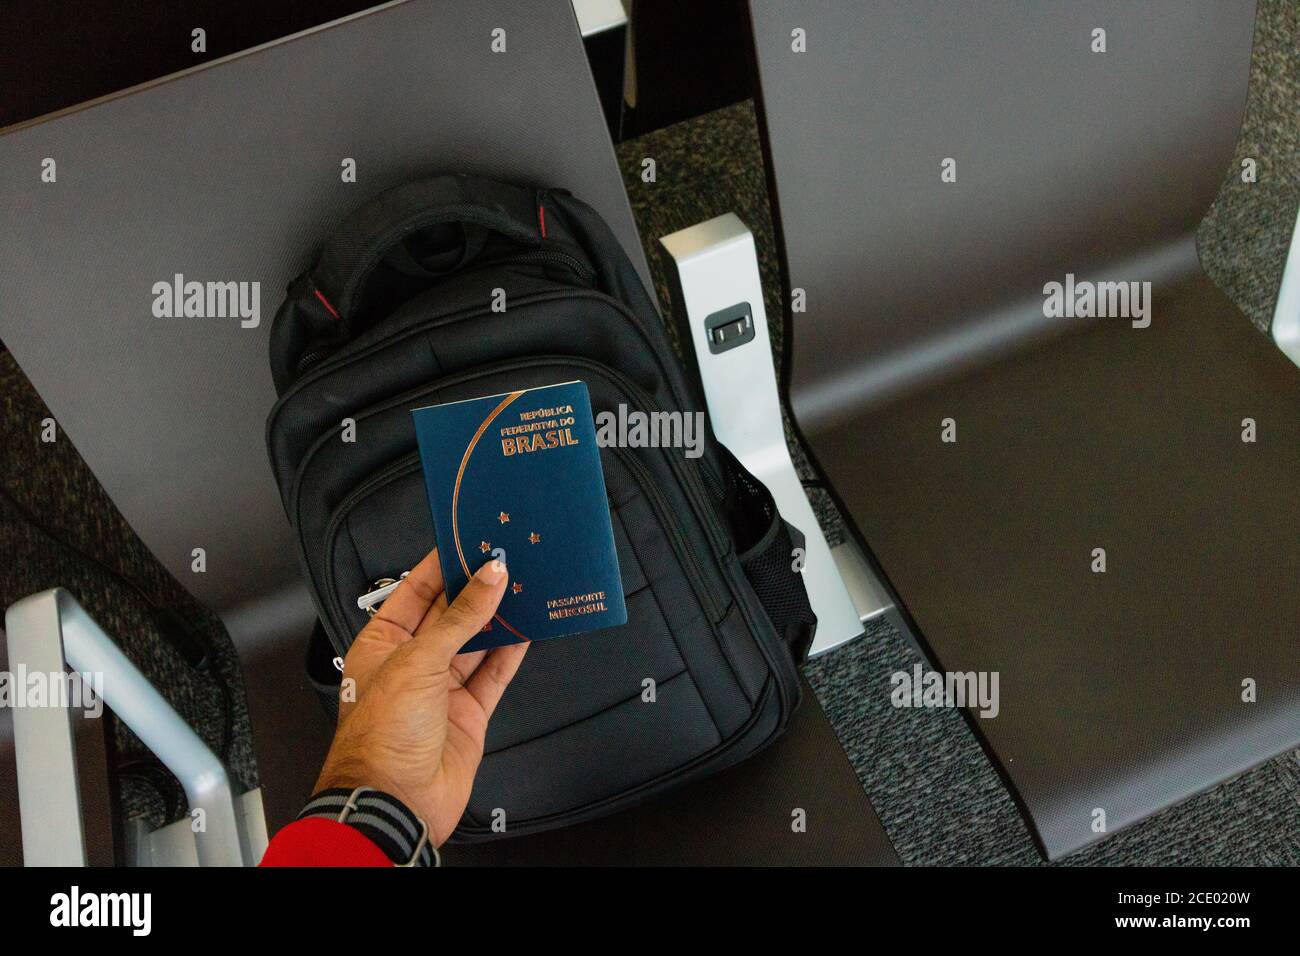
[[311, 175, 544, 324]]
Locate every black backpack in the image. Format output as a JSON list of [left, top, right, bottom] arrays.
[[265, 174, 816, 840]]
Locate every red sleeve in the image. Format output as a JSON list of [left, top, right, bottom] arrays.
[[259, 817, 395, 867]]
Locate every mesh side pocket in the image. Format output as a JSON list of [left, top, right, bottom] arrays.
[[713, 442, 818, 663], [738, 515, 818, 665]]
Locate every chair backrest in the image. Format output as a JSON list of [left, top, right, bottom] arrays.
[[0, 0, 648, 620], [747, 0, 1257, 425]]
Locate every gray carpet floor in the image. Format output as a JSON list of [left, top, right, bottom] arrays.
[[1198, 0, 1299, 336], [615, 0, 1300, 865]]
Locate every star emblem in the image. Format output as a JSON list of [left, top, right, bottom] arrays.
[[479, 541, 490, 553], [529, 532, 540, 544], [498, 511, 510, 524], [511, 581, 523, 594]]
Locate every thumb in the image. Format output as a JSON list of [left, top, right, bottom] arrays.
[[415, 559, 509, 669]]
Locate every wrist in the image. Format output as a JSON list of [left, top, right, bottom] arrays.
[[316, 755, 412, 818]]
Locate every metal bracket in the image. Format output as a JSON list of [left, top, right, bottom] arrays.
[[660, 213, 884, 655], [4, 588, 265, 866], [125, 789, 268, 866], [572, 0, 628, 37], [1272, 201, 1300, 368]]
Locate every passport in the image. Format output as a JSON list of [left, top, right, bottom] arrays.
[[411, 380, 627, 652]]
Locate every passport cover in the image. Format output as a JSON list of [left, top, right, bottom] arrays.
[[412, 380, 627, 652]]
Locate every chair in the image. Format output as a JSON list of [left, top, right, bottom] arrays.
[[747, 0, 1300, 858]]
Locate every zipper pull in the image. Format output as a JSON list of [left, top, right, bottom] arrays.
[[357, 571, 410, 615]]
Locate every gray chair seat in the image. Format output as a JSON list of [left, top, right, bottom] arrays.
[[805, 273, 1300, 857]]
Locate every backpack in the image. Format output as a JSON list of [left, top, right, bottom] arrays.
[[265, 174, 816, 840]]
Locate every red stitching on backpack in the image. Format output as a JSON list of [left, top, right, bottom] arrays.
[[314, 288, 340, 319], [538, 203, 547, 238]]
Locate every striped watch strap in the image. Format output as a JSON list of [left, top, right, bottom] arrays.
[[299, 787, 438, 867]]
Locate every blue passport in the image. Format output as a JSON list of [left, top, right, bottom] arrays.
[[411, 380, 627, 652]]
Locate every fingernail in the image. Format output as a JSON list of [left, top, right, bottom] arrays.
[[477, 559, 506, 582]]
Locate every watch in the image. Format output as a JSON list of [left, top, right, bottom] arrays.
[[298, 786, 438, 867]]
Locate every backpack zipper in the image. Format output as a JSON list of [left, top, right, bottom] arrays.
[[290, 353, 728, 573], [356, 572, 410, 615], [612, 447, 724, 623], [324, 448, 724, 642], [290, 252, 595, 377], [270, 289, 697, 460], [501, 249, 595, 281]]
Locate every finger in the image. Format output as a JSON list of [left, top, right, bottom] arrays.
[[414, 559, 508, 669], [414, 591, 449, 635], [414, 588, 486, 683], [449, 648, 487, 686], [373, 548, 444, 633], [464, 642, 530, 719]]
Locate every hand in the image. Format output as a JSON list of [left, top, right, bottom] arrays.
[[315, 549, 529, 845]]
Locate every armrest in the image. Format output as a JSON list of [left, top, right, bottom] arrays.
[[1272, 202, 1300, 368], [659, 214, 884, 654], [5, 588, 259, 866]]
